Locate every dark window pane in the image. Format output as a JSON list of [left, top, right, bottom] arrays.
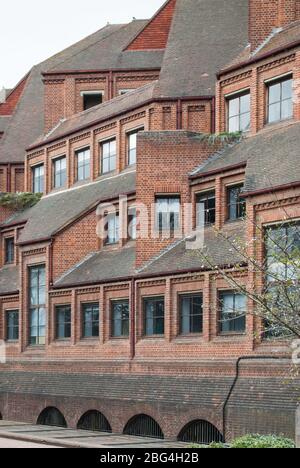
[[5, 237, 14, 264], [219, 292, 246, 333], [144, 297, 165, 336], [56, 305, 71, 339], [32, 165, 44, 193], [180, 295, 203, 335], [227, 185, 246, 221], [111, 301, 129, 337], [197, 191, 216, 226], [29, 265, 46, 345], [82, 303, 99, 338], [6, 310, 19, 341], [83, 93, 103, 110]]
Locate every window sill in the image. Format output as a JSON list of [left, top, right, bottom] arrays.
[[5, 340, 19, 345], [174, 335, 204, 343], [78, 338, 99, 346], [109, 337, 129, 342], [141, 335, 165, 341], [214, 332, 246, 340]]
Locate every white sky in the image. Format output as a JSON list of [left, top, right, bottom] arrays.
[[0, 0, 165, 89]]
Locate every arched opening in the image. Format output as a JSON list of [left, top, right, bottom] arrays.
[[77, 410, 112, 433], [178, 420, 224, 445], [37, 407, 67, 428], [123, 414, 164, 439]]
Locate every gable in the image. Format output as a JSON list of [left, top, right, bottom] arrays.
[[125, 0, 176, 51]]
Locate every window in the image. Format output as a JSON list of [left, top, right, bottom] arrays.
[[82, 92, 103, 111], [32, 164, 44, 193], [53, 156, 67, 189], [227, 185, 246, 221], [6, 310, 19, 341], [219, 292, 246, 333], [196, 191, 216, 226], [155, 196, 180, 233], [105, 213, 119, 245], [180, 294, 203, 335], [144, 297, 165, 336], [55, 305, 71, 340], [128, 208, 137, 240], [127, 129, 143, 166], [228, 91, 250, 133], [101, 139, 116, 174], [267, 76, 293, 124], [29, 265, 46, 345], [82, 303, 99, 338], [111, 300, 129, 337], [76, 148, 90, 181], [4, 237, 14, 264], [264, 222, 300, 339]]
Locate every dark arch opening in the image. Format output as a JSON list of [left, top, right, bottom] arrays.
[[178, 420, 224, 445], [77, 410, 112, 433], [124, 414, 164, 439], [37, 407, 67, 428]]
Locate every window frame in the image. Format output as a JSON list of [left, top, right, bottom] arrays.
[[226, 184, 246, 221], [178, 293, 203, 336], [28, 264, 46, 346], [227, 90, 251, 133], [4, 237, 15, 264], [75, 147, 90, 182], [143, 296, 165, 337], [266, 75, 293, 125], [32, 164, 44, 194], [104, 212, 120, 245], [128, 207, 137, 241], [5, 309, 19, 342], [82, 302, 100, 339], [55, 304, 72, 341], [196, 190, 216, 226], [81, 91, 104, 111], [52, 155, 67, 189], [100, 138, 117, 175], [155, 195, 181, 234], [110, 299, 130, 338], [218, 291, 246, 335], [127, 128, 144, 166]]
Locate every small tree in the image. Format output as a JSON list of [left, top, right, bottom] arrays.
[[0, 192, 42, 211]]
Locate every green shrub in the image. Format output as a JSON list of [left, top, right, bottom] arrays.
[[230, 434, 295, 449], [0, 192, 42, 211]]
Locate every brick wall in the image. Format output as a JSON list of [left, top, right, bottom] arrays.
[[0, 76, 28, 116], [126, 0, 176, 51], [136, 131, 220, 267], [249, 0, 300, 51]]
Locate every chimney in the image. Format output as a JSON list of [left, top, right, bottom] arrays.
[[249, 0, 300, 51], [0, 87, 11, 104]]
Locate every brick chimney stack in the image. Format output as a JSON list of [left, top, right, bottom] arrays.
[[249, 0, 300, 51]]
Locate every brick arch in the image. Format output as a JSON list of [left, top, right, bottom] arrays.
[[37, 406, 67, 428], [123, 414, 164, 439], [177, 419, 224, 445], [110, 403, 167, 435], [77, 410, 112, 433]]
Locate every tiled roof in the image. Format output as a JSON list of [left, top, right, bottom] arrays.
[[0, 116, 10, 133], [18, 170, 136, 245], [54, 245, 135, 288], [191, 121, 300, 194], [155, 0, 249, 98], [0, 21, 161, 164], [0, 265, 19, 295], [47, 20, 164, 72], [30, 82, 157, 148], [138, 222, 245, 277]]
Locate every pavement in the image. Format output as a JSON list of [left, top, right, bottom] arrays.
[[0, 421, 188, 448]]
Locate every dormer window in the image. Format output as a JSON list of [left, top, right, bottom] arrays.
[[105, 213, 119, 245], [267, 76, 293, 124], [101, 139, 116, 174], [81, 91, 103, 111], [227, 185, 246, 221], [127, 128, 144, 166], [32, 164, 44, 194], [196, 191, 216, 226], [227, 91, 250, 133], [53, 156, 67, 189]]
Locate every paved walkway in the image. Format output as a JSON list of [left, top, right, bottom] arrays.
[[0, 421, 188, 448]]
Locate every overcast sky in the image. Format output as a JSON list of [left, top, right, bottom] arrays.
[[0, 0, 164, 90]]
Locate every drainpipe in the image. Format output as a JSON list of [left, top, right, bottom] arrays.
[[130, 278, 136, 360], [176, 99, 182, 130], [7, 164, 11, 193], [222, 355, 289, 442], [211, 97, 216, 134]]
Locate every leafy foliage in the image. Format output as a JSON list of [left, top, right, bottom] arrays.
[[190, 434, 295, 449], [196, 131, 242, 146], [0, 192, 42, 211]]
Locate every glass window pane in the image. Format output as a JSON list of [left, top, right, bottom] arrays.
[[229, 97, 239, 117], [240, 94, 250, 114], [240, 112, 250, 132], [281, 98, 293, 120], [282, 79, 293, 100], [229, 115, 240, 133], [269, 83, 281, 104], [268, 102, 281, 123]]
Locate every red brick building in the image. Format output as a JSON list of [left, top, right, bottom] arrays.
[[0, 0, 300, 443]]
